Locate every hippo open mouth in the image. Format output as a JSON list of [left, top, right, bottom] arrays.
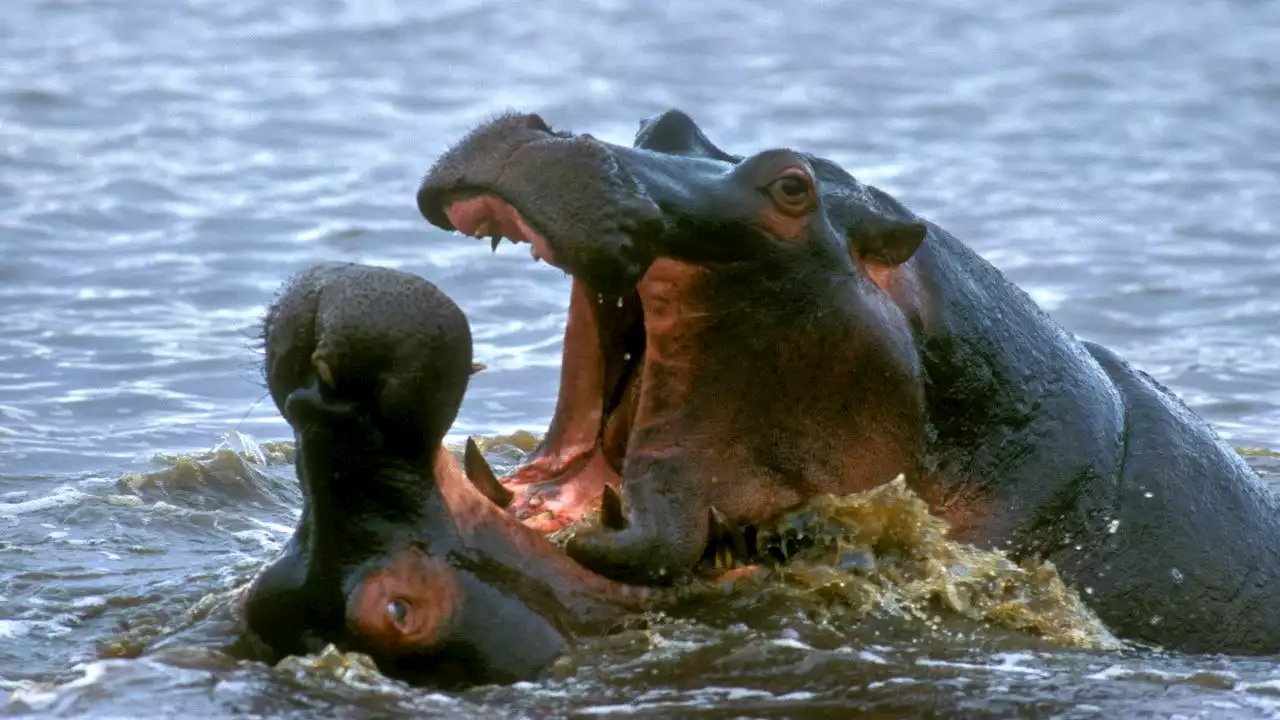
[[427, 200, 649, 533], [416, 111, 733, 532], [432, 184, 651, 524]]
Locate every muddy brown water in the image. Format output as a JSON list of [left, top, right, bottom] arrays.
[[3, 0, 1280, 717]]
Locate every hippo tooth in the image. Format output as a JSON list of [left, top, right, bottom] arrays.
[[463, 437, 513, 508], [601, 484, 626, 530], [473, 219, 497, 239], [707, 506, 748, 569], [490, 235, 501, 253]]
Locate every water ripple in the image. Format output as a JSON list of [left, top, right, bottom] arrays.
[[0, 0, 1278, 713]]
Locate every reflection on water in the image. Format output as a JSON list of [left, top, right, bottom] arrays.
[[2, 0, 1280, 715]]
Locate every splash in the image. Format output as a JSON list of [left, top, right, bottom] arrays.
[[472, 436, 1122, 649], [116, 430, 297, 505], [748, 475, 1121, 650], [112, 433, 1154, 667], [274, 644, 409, 696]]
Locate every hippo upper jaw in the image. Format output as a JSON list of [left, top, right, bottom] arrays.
[[417, 113, 666, 295]]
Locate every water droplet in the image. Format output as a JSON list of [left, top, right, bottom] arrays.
[[1085, 586, 1094, 595], [622, 352, 631, 361], [1107, 519, 1120, 534], [617, 297, 624, 308], [1144, 491, 1154, 499], [1171, 567, 1184, 585]]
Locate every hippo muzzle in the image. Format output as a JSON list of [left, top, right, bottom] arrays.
[[415, 111, 755, 295]]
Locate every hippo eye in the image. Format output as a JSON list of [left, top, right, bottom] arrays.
[[776, 176, 808, 199], [386, 599, 409, 626], [767, 170, 815, 215]]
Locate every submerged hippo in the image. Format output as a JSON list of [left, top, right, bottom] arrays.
[[416, 110, 1280, 654], [239, 262, 689, 687]]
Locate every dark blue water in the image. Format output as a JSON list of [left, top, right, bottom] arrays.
[[2, 0, 1279, 717]]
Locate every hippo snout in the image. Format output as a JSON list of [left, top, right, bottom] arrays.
[[417, 113, 664, 295]]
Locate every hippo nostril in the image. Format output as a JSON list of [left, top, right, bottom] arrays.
[[387, 598, 410, 627]]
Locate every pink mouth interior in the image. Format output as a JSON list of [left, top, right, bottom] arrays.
[[444, 195, 557, 265]]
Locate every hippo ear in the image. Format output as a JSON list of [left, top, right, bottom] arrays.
[[634, 109, 742, 163], [848, 215, 927, 267]]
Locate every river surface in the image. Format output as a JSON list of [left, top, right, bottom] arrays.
[[2, 0, 1280, 717]]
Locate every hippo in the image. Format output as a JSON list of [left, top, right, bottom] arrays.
[[415, 110, 1280, 655], [239, 262, 701, 688]]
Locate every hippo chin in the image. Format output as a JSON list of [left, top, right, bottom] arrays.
[[239, 263, 663, 688], [417, 110, 1280, 655]]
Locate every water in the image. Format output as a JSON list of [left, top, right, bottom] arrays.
[[1, 0, 1278, 716]]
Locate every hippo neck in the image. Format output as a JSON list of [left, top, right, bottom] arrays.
[[295, 426, 452, 570], [904, 225, 1128, 546]]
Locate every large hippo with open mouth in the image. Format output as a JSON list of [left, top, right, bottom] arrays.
[[238, 262, 692, 687], [416, 110, 1280, 654]]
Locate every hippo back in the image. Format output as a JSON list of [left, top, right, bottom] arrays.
[[905, 215, 1280, 653]]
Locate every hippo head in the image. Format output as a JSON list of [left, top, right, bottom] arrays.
[[240, 263, 578, 687], [417, 111, 931, 584]]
